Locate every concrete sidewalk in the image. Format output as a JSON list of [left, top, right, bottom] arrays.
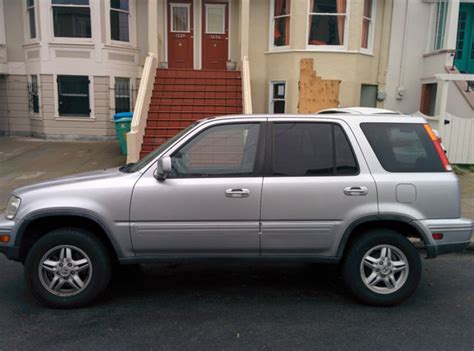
[[0, 137, 125, 211]]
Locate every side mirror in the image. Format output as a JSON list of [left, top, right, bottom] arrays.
[[155, 156, 172, 181]]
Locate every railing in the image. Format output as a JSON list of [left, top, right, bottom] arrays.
[[126, 52, 157, 163], [241, 56, 253, 114]]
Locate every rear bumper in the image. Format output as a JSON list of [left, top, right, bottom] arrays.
[[415, 218, 473, 258]]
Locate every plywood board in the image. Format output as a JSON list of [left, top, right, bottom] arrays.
[[298, 58, 340, 113]]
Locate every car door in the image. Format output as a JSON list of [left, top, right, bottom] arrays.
[[260, 118, 378, 257], [130, 120, 265, 256]]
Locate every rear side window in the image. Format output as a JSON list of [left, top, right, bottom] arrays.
[[361, 123, 444, 172], [271, 123, 358, 176]]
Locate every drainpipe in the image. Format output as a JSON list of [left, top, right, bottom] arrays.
[[396, 0, 409, 100]]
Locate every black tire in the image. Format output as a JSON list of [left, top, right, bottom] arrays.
[[25, 228, 112, 308], [342, 229, 421, 306]]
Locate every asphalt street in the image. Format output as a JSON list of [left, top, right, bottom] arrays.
[[0, 251, 473, 351]]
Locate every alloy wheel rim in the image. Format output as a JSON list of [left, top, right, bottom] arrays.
[[359, 244, 409, 295], [38, 245, 93, 297]]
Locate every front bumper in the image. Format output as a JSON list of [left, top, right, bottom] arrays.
[[415, 218, 473, 258], [0, 213, 20, 261]]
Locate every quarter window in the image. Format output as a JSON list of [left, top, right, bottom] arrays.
[[171, 123, 260, 177], [52, 0, 91, 38], [272, 123, 358, 176], [57, 75, 90, 117], [26, 0, 36, 39], [308, 0, 347, 46], [270, 81, 286, 114], [110, 0, 129, 42], [272, 0, 291, 47]]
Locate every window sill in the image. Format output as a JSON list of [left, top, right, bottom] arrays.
[[23, 41, 40, 48], [103, 43, 140, 52], [49, 40, 95, 48], [55, 116, 96, 121], [423, 49, 455, 58], [264, 49, 374, 56]]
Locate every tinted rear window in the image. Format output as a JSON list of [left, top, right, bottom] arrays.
[[361, 123, 444, 172]]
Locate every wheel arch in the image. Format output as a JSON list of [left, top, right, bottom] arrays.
[[337, 215, 430, 258], [15, 209, 122, 263]]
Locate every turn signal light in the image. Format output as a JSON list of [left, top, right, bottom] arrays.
[[432, 233, 444, 240], [0, 235, 10, 243]]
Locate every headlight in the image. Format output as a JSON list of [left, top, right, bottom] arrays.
[[6, 196, 21, 220]]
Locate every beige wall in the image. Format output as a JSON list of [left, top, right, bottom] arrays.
[[4, 0, 25, 63], [0, 76, 8, 134], [247, 0, 391, 114], [0, 75, 31, 135]]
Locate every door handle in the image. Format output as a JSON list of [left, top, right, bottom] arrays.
[[225, 188, 250, 198], [344, 186, 368, 196]]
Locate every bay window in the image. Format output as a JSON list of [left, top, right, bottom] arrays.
[[361, 0, 374, 50], [110, 0, 129, 42], [52, 0, 91, 38], [272, 0, 291, 48], [26, 0, 36, 39], [308, 0, 347, 46]]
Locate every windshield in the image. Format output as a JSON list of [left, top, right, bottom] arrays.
[[127, 122, 198, 172]]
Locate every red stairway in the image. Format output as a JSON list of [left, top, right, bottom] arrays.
[[140, 69, 243, 158]]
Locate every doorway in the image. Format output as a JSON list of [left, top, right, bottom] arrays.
[[167, 1, 194, 69]]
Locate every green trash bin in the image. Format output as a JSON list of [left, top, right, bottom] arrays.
[[113, 115, 132, 155]]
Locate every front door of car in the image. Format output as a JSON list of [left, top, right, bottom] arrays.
[[130, 121, 265, 256], [260, 120, 378, 256]]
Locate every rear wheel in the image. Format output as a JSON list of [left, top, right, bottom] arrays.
[[342, 229, 421, 306], [25, 228, 112, 308]]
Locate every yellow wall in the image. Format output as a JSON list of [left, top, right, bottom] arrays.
[[248, 0, 392, 113]]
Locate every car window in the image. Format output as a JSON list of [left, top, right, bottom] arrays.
[[361, 123, 444, 172], [170, 123, 260, 177], [271, 122, 358, 176]]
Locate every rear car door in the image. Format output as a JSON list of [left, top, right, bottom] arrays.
[[130, 120, 265, 256], [260, 118, 378, 257]]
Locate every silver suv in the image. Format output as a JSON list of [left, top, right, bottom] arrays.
[[1, 114, 472, 308]]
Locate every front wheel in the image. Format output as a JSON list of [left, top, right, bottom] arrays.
[[342, 229, 421, 306], [25, 228, 112, 308]]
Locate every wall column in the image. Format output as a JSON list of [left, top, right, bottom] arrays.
[[148, 0, 159, 57], [240, 0, 249, 59]]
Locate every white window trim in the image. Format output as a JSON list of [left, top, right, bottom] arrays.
[[49, 0, 95, 44], [204, 3, 226, 35], [268, 0, 291, 51], [170, 3, 191, 33], [0, 0, 6, 46], [305, 0, 351, 52], [360, 0, 376, 54], [53, 74, 95, 120], [105, 0, 137, 48], [23, 0, 40, 44], [29, 74, 42, 119], [269, 80, 286, 114]]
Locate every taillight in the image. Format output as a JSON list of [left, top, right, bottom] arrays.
[[423, 124, 452, 171]]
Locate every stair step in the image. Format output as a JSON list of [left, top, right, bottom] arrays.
[[147, 112, 218, 121], [154, 79, 241, 86], [152, 91, 242, 98], [150, 98, 242, 106], [149, 105, 242, 114], [156, 69, 241, 79]]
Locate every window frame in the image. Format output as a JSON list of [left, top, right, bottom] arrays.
[[360, 0, 376, 54], [205, 3, 226, 35], [269, 0, 291, 51], [170, 3, 191, 34], [28, 74, 41, 117], [432, 0, 448, 51], [23, 0, 39, 43], [106, 0, 137, 46], [269, 81, 286, 114], [114, 76, 132, 114], [54, 74, 93, 119], [50, 0, 92, 41], [265, 121, 360, 177], [306, 0, 350, 51], [166, 122, 267, 179]]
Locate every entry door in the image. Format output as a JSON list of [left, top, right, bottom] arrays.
[[454, 4, 474, 73], [130, 122, 264, 256], [168, 1, 194, 69], [202, 2, 229, 70]]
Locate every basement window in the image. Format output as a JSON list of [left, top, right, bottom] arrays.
[[52, 0, 91, 38], [115, 77, 131, 113], [271, 0, 291, 47], [270, 81, 286, 114], [29, 75, 40, 114], [420, 83, 437, 116], [57, 75, 90, 117], [308, 0, 347, 46]]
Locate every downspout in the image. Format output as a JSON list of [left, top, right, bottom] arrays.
[[376, 0, 394, 104], [396, 0, 410, 100]]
